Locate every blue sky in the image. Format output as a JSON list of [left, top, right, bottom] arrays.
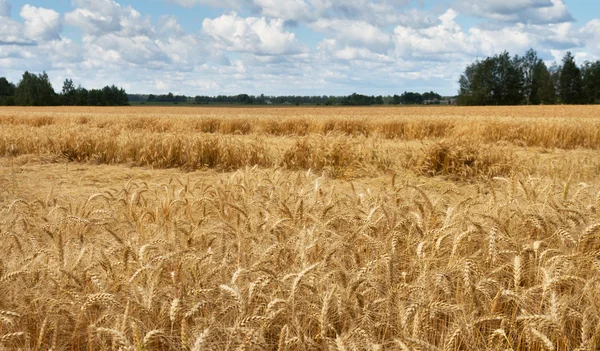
[[1, 0, 599, 96]]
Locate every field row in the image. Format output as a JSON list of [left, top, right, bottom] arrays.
[[3, 105, 599, 118], [2, 106, 600, 149], [3, 125, 600, 181]]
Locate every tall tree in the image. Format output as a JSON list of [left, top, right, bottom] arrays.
[[0, 77, 16, 105], [521, 49, 542, 105], [73, 85, 88, 106], [493, 51, 524, 105], [458, 53, 524, 105], [535, 61, 557, 104], [582, 60, 600, 104], [399, 91, 423, 105], [62, 78, 76, 105], [558, 52, 584, 104], [15, 71, 56, 106]]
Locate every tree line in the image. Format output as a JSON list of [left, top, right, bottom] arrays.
[[128, 91, 448, 106], [458, 49, 600, 105], [0, 72, 129, 106]]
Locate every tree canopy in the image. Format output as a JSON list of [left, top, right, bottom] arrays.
[[15, 71, 56, 106], [559, 52, 584, 104], [458, 49, 599, 105], [0, 77, 16, 106], [0, 72, 128, 106]]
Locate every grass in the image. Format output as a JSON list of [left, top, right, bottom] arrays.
[[1, 105, 600, 350]]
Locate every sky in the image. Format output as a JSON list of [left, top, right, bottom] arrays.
[[1, 0, 599, 96]]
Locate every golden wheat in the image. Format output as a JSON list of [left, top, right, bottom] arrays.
[[1, 106, 600, 350]]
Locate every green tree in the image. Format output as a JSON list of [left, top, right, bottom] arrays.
[[399, 92, 423, 105], [74, 86, 88, 106], [493, 51, 524, 105], [62, 79, 76, 105], [422, 91, 442, 101], [15, 71, 57, 106], [558, 52, 584, 104], [102, 86, 114, 105], [521, 49, 540, 105], [0, 77, 16, 105], [582, 60, 600, 104], [458, 57, 496, 105], [535, 61, 557, 104], [236, 94, 253, 104], [459, 51, 525, 105], [87, 89, 103, 106]]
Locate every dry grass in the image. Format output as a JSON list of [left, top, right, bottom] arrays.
[[1, 105, 600, 350]]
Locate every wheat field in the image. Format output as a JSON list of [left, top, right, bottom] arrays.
[[1, 106, 600, 350]]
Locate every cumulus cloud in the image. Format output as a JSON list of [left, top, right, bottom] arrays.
[[252, 0, 312, 22], [2, 0, 599, 97], [314, 0, 412, 24], [317, 39, 393, 63], [168, 0, 244, 8], [390, 8, 584, 61], [0, 0, 10, 17], [311, 19, 391, 53], [168, 0, 416, 25], [393, 9, 476, 59], [1, 3, 62, 46], [455, 0, 573, 24], [202, 13, 307, 55], [168, 0, 573, 27], [579, 20, 600, 55], [65, 0, 151, 36], [0, 16, 31, 46], [20, 5, 62, 41], [64, 0, 207, 69]]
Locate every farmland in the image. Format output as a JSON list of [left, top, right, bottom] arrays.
[[1, 105, 600, 350]]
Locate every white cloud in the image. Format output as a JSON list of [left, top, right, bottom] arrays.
[[300, 0, 413, 25], [311, 19, 391, 53], [252, 0, 312, 22], [318, 39, 394, 63], [202, 13, 307, 55], [41, 37, 82, 64], [20, 5, 62, 41], [390, 8, 581, 61], [168, 0, 416, 25], [581, 20, 600, 49], [65, 0, 206, 69], [2, 0, 600, 97], [455, 0, 573, 24], [158, 15, 183, 34], [458, 0, 551, 14], [393, 9, 476, 59], [0, 0, 10, 18], [0, 16, 31, 46], [65, 0, 151, 36], [88, 34, 168, 65], [167, 0, 245, 9], [1, 4, 62, 46]]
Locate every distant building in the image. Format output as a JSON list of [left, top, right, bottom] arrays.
[[440, 99, 457, 105], [265, 100, 272, 105]]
